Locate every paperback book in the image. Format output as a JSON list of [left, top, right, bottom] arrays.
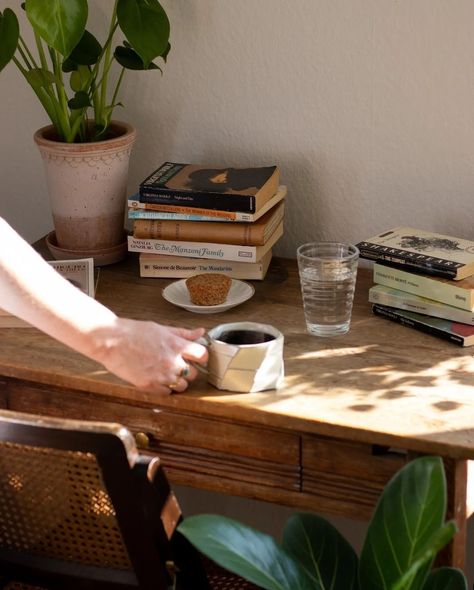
[[128, 185, 287, 222], [133, 201, 285, 246], [139, 249, 273, 280], [0, 258, 95, 328], [373, 262, 474, 311], [128, 222, 283, 263], [369, 284, 474, 325], [138, 162, 280, 214], [357, 226, 474, 280], [372, 304, 474, 347]]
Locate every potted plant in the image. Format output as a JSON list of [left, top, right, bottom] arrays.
[[0, 0, 170, 263], [178, 456, 468, 590]]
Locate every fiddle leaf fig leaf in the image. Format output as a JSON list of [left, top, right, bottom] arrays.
[[117, 0, 170, 68], [68, 30, 101, 66], [0, 8, 19, 73], [283, 514, 359, 590], [68, 90, 90, 110], [114, 45, 159, 71], [178, 515, 316, 590], [24, 67, 57, 89], [359, 456, 448, 590], [422, 568, 468, 590], [25, 0, 87, 57]]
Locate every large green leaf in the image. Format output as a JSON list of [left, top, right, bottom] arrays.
[[117, 0, 170, 68], [114, 45, 159, 71], [178, 515, 316, 590], [283, 513, 359, 590], [0, 9, 19, 72], [359, 456, 448, 590], [422, 568, 467, 590], [25, 0, 87, 57], [67, 30, 101, 66]]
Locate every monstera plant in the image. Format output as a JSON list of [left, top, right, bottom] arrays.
[[179, 456, 468, 590], [0, 0, 170, 142]]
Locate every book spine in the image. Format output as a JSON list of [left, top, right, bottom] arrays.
[[133, 218, 266, 246], [128, 235, 259, 263], [369, 287, 474, 325], [138, 190, 255, 213], [139, 258, 267, 280], [128, 210, 238, 221], [372, 304, 464, 346], [373, 264, 474, 311], [358, 243, 458, 279]]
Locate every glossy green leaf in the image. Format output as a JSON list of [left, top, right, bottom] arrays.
[[24, 67, 57, 89], [0, 9, 19, 72], [68, 90, 90, 110], [114, 45, 159, 71], [117, 0, 170, 68], [283, 513, 359, 590], [67, 30, 101, 66], [359, 456, 448, 590], [422, 568, 468, 590], [178, 515, 316, 590], [25, 0, 87, 57], [69, 65, 90, 92]]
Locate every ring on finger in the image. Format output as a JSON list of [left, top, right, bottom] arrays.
[[180, 364, 191, 379]]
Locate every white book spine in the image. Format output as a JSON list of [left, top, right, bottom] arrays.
[[128, 235, 259, 262], [369, 286, 474, 325], [373, 264, 474, 311], [140, 260, 267, 280]]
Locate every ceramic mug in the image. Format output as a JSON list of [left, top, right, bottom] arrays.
[[195, 321, 284, 393]]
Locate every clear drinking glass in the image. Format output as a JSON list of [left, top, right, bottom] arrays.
[[296, 242, 359, 337]]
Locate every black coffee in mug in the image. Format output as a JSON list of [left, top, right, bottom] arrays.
[[216, 330, 275, 345]]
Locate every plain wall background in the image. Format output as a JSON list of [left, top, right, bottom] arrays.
[[1, 0, 474, 579]]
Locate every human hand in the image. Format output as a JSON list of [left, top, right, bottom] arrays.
[[93, 319, 208, 394]]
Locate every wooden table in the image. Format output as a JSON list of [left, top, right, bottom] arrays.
[[0, 253, 473, 569]]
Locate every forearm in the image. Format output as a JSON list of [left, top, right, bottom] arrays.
[[0, 218, 117, 362]]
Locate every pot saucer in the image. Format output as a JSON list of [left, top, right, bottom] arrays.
[[46, 231, 128, 266]]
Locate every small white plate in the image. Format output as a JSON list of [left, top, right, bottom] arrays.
[[162, 278, 255, 314]]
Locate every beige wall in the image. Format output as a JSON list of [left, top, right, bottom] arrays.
[[1, 0, 473, 578]]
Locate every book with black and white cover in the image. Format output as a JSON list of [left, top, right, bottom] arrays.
[[139, 162, 280, 214], [373, 263, 474, 311], [357, 227, 474, 280], [0, 258, 95, 328], [128, 186, 287, 222], [372, 304, 474, 347], [369, 284, 474, 325], [139, 249, 273, 280], [128, 222, 283, 263]]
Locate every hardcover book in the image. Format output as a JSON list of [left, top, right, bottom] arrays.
[[133, 201, 285, 246], [369, 284, 474, 325], [138, 162, 280, 214], [357, 226, 474, 280], [372, 304, 474, 347], [127, 221, 283, 263], [373, 263, 474, 311], [128, 185, 287, 222], [0, 258, 96, 328], [139, 249, 273, 280]]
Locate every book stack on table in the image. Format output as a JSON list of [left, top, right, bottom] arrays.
[[356, 227, 474, 347], [127, 162, 286, 280]]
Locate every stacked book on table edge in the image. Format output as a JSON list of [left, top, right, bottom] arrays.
[[127, 162, 286, 280], [356, 226, 474, 346]]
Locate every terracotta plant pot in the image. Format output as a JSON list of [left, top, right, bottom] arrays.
[[34, 121, 137, 262]]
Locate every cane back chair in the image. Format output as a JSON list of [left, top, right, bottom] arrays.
[[0, 409, 259, 590]]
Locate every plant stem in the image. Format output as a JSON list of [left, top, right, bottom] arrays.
[[98, 0, 119, 125]]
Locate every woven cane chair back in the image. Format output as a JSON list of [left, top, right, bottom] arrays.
[[0, 410, 259, 590]]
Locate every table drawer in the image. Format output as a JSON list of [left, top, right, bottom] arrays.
[[302, 435, 408, 517], [6, 380, 300, 495]]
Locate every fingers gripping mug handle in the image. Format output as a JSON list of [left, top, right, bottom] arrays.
[[190, 335, 211, 375]]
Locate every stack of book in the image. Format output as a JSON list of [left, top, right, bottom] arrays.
[[356, 227, 474, 347], [127, 162, 286, 280]]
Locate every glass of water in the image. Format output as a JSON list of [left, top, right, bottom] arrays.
[[296, 242, 359, 337]]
